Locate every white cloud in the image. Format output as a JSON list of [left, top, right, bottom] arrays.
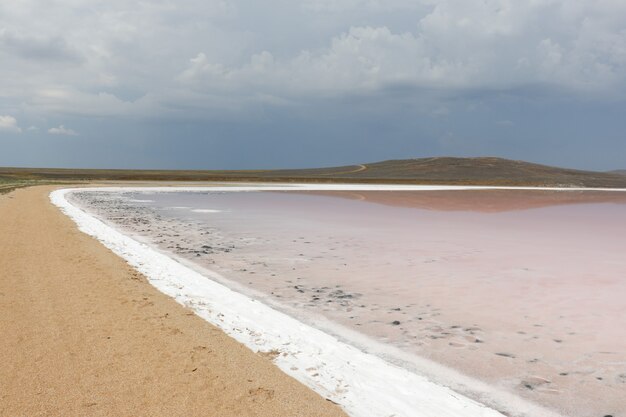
[[178, 26, 459, 96], [0, 115, 22, 133], [178, 1, 626, 101], [48, 124, 78, 136]]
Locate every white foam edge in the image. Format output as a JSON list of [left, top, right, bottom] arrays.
[[52, 183, 625, 417]]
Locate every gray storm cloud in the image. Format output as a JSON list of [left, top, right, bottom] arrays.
[[0, 0, 625, 170], [1, 0, 624, 115]]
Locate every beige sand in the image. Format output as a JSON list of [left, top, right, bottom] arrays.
[[0, 186, 348, 417]]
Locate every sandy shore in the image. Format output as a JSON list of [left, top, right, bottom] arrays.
[[0, 186, 348, 417]]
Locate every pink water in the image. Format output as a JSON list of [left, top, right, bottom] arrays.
[[73, 189, 626, 417]]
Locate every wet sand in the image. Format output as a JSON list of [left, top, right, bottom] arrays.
[[70, 189, 626, 417], [0, 186, 348, 417]]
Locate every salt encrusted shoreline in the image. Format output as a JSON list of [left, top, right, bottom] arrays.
[[50, 184, 616, 417]]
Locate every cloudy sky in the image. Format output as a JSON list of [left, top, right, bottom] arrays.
[[1, 0, 625, 170]]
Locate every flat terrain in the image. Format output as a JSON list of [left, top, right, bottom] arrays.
[[3, 157, 626, 187], [0, 177, 39, 195], [0, 186, 347, 417]]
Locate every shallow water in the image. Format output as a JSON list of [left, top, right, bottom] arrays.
[[71, 189, 626, 417]]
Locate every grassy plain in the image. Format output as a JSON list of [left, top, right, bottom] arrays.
[[0, 176, 42, 195], [2, 157, 626, 189]]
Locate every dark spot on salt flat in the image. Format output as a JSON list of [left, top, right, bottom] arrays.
[[495, 352, 516, 358], [391, 321, 401, 326]]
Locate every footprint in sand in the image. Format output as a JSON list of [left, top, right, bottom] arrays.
[[247, 387, 275, 402]]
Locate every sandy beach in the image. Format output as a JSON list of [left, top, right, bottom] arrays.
[[0, 186, 348, 417]]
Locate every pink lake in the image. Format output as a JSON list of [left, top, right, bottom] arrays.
[[73, 189, 626, 417]]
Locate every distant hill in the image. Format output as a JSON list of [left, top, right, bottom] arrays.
[[609, 170, 626, 176], [266, 157, 626, 187], [2, 157, 626, 188]]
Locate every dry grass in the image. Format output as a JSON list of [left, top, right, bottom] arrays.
[[0, 178, 37, 195]]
